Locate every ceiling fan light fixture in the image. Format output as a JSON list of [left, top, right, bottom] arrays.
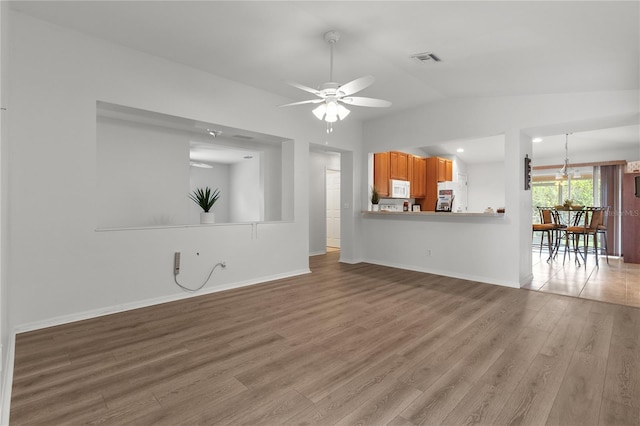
[[281, 30, 390, 131], [312, 103, 326, 120], [337, 104, 350, 120], [312, 100, 349, 123], [324, 100, 344, 122]]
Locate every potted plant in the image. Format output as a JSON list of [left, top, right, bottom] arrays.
[[189, 187, 221, 224], [371, 185, 380, 211]]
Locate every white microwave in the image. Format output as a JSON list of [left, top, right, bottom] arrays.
[[390, 179, 410, 198]]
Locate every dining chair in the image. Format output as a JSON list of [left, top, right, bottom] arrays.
[[563, 207, 606, 267], [549, 208, 567, 259], [532, 207, 556, 261], [596, 206, 610, 265]]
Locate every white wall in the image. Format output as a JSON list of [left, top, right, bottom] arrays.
[[467, 161, 506, 213], [363, 92, 639, 287], [97, 117, 191, 228], [230, 156, 261, 223], [5, 11, 363, 332], [262, 145, 283, 222], [533, 146, 640, 168], [0, 0, 9, 408]]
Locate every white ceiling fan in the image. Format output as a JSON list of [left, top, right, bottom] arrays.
[[280, 30, 391, 132]]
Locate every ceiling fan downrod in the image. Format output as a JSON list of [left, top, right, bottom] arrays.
[[324, 30, 340, 83]]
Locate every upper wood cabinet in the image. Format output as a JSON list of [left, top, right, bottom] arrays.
[[427, 157, 453, 183], [410, 156, 426, 198], [445, 158, 453, 181], [389, 151, 409, 181], [373, 152, 390, 197], [373, 151, 430, 200], [437, 158, 446, 182], [422, 156, 453, 211]]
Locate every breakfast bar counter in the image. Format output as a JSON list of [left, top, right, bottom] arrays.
[[362, 210, 505, 218]]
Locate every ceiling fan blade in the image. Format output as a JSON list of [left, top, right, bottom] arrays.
[[286, 81, 322, 97], [338, 75, 375, 96], [279, 99, 324, 107], [341, 96, 392, 108]]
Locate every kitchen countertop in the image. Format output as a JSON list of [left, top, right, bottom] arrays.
[[362, 210, 505, 217]]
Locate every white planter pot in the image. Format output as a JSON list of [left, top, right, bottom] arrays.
[[200, 212, 215, 224], [372, 204, 379, 211]]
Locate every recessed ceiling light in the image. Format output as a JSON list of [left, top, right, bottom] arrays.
[[456, 148, 464, 153], [532, 137, 543, 143], [207, 129, 222, 137]]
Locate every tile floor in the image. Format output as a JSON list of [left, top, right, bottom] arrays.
[[525, 248, 640, 308]]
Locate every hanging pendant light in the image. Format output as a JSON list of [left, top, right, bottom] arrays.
[[555, 133, 580, 180]]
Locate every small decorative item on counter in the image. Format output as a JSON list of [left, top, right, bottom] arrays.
[[497, 207, 505, 213], [484, 207, 495, 214], [371, 185, 380, 211], [403, 201, 409, 211]]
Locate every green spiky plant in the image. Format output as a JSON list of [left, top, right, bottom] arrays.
[[189, 187, 221, 212], [371, 185, 380, 204]]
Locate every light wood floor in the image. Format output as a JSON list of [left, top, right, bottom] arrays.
[[10, 252, 640, 425], [526, 249, 640, 308]]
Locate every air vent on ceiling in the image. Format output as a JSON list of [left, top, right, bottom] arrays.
[[232, 134, 254, 140], [410, 52, 441, 63]]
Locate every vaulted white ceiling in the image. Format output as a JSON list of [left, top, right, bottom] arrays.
[[10, 0, 640, 157]]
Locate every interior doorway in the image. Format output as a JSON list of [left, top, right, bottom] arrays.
[[326, 169, 341, 249], [309, 148, 342, 257]]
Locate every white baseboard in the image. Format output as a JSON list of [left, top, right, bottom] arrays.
[[309, 250, 326, 257], [362, 257, 520, 288], [339, 257, 363, 264]]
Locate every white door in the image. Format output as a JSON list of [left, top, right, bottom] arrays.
[[326, 169, 341, 248], [456, 173, 468, 212]]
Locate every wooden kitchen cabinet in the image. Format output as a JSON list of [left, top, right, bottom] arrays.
[[374, 151, 428, 200], [422, 157, 453, 211], [429, 157, 452, 182], [373, 152, 390, 196], [437, 158, 446, 182], [410, 156, 426, 197], [389, 151, 409, 181]]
